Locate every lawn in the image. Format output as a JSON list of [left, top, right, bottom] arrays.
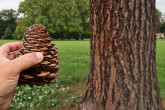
[[0, 39, 164, 109], [156, 39, 165, 99]]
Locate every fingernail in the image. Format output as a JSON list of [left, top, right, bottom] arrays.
[[35, 52, 43, 63]]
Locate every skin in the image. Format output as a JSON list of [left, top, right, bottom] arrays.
[[0, 42, 43, 110]]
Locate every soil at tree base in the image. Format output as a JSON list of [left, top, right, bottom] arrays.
[[58, 82, 86, 110], [163, 99, 165, 109]]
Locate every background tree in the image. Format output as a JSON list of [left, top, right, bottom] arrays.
[[15, 0, 53, 39], [2, 26, 12, 39], [160, 23, 165, 34], [156, 9, 162, 33], [15, 0, 90, 40], [80, 0, 163, 110], [0, 14, 6, 38], [0, 9, 18, 39], [75, 0, 90, 40], [13, 18, 28, 39]]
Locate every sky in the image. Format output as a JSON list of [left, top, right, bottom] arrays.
[[156, 0, 165, 12], [0, 0, 24, 11], [0, 0, 165, 12]]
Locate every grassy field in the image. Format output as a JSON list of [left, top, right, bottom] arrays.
[[0, 39, 164, 109], [156, 39, 165, 104]]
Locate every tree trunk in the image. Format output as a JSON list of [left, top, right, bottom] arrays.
[[68, 32, 71, 40], [61, 33, 65, 40], [76, 33, 79, 40], [81, 34, 84, 40], [79, 0, 163, 110]]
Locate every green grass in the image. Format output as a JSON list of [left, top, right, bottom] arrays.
[[0, 40, 90, 110], [0, 39, 164, 109], [55, 41, 90, 85], [156, 39, 165, 98]]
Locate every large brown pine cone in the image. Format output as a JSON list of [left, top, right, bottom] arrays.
[[17, 24, 59, 86]]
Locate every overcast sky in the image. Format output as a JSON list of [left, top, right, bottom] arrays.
[[0, 0, 24, 11], [0, 0, 165, 12], [156, 0, 165, 12]]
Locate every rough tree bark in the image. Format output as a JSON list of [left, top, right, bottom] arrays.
[[79, 0, 163, 110]]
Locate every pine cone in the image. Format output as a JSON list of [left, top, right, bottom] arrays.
[[17, 24, 59, 86]]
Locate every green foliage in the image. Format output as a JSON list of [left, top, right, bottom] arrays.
[[156, 9, 162, 23], [2, 26, 13, 39], [156, 9, 162, 33], [15, 0, 90, 40], [0, 9, 18, 39], [75, 0, 90, 40], [9, 84, 81, 110], [160, 23, 165, 34], [13, 18, 28, 39]]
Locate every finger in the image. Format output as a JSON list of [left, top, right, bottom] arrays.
[[9, 52, 43, 75], [8, 51, 18, 60], [0, 42, 22, 57]]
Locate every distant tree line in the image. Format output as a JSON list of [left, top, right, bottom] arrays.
[[0, 0, 89, 40], [0, 2, 164, 40]]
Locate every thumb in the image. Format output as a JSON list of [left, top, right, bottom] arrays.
[[9, 52, 43, 73]]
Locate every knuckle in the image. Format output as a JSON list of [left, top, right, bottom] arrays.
[[1, 43, 9, 47]]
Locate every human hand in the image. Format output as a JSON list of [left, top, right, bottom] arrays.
[[0, 42, 43, 110]]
